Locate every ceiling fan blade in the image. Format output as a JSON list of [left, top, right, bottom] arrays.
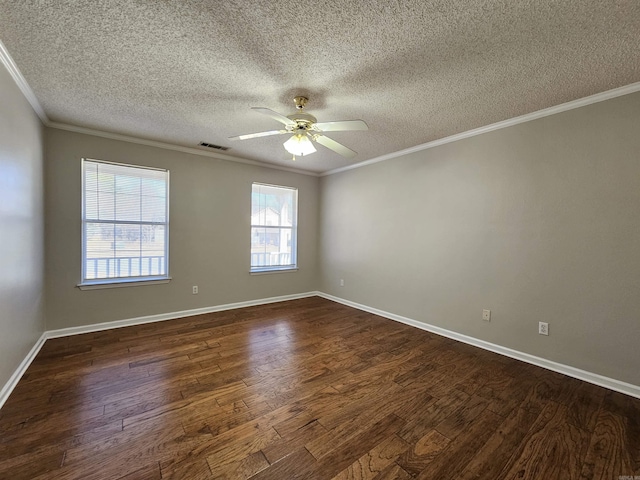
[[313, 119, 368, 132], [251, 107, 296, 126], [314, 135, 357, 158], [229, 129, 287, 141]]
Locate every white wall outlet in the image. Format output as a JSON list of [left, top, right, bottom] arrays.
[[482, 309, 491, 322], [539, 321, 549, 335], [192, 285, 198, 295], [340, 279, 344, 287]]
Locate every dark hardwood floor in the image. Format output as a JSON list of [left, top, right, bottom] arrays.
[[0, 296, 638, 479]]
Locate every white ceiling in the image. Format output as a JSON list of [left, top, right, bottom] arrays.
[[1, 1, 639, 174]]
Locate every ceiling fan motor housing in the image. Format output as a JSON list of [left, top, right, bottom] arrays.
[[286, 112, 317, 131]]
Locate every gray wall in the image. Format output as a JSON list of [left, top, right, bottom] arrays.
[[6, 64, 640, 392], [319, 92, 640, 386], [0, 64, 45, 388], [45, 129, 319, 330]]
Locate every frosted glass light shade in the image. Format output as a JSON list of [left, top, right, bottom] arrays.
[[283, 134, 316, 156]]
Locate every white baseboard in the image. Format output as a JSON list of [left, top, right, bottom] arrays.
[[46, 292, 317, 338], [3, 290, 638, 410], [0, 332, 48, 410], [317, 292, 640, 400], [0, 292, 316, 410]]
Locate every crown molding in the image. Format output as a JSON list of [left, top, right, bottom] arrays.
[[4, 35, 638, 179], [47, 122, 320, 177], [0, 39, 49, 123], [322, 82, 640, 176], [0, 40, 317, 177]]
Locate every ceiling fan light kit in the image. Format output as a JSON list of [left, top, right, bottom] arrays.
[[229, 96, 368, 161], [284, 133, 316, 159]]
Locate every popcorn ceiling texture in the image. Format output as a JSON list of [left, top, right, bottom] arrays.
[[1, 0, 639, 173]]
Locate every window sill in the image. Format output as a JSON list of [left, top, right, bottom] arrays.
[[77, 277, 172, 290], [250, 267, 298, 275]]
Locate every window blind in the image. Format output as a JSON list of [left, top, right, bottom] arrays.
[[82, 159, 169, 283], [250, 183, 297, 271]]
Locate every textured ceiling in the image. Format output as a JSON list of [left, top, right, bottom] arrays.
[[1, 1, 639, 173]]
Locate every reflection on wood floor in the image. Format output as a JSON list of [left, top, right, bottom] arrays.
[[0, 296, 638, 479]]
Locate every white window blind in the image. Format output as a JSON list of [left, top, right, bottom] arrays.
[[81, 159, 169, 284], [251, 183, 297, 272]]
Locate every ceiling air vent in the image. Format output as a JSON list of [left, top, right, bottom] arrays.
[[199, 142, 229, 151]]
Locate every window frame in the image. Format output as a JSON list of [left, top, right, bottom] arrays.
[[250, 182, 298, 274], [79, 158, 170, 289]]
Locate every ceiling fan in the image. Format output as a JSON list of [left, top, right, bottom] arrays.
[[229, 96, 368, 160]]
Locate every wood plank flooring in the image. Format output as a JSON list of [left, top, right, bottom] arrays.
[[1, 296, 639, 479]]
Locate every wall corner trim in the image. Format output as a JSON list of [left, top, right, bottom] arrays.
[[317, 292, 640, 400]]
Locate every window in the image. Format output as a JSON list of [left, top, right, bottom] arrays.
[[81, 159, 169, 286], [251, 183, 297, 272]]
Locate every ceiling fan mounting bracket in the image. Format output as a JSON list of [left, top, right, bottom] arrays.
[[293, 96, 308, 110]]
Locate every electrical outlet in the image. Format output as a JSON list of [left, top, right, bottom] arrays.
[[482, 309, 491, 322], [539, 322, 549, 335], [192, 285, 198, 295], [340, 279, 344, 287]]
